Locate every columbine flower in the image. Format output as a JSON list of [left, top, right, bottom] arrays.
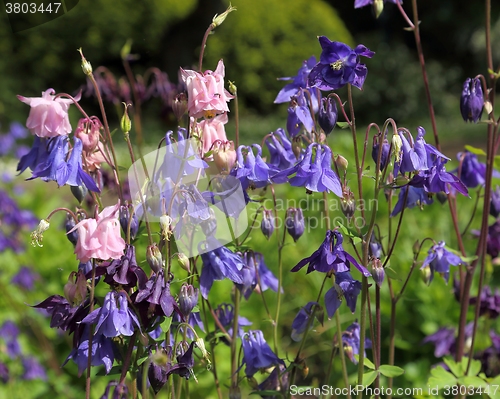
[[31, 219, 50, 247], [273, 143, 343, 197], [292, 230, 371, 277], [391, 185, 434, 216], [0, 321, 21, 359], [286, 90, 315, 137], [22, 356, 46, 381], [354, 0, 400, 10], [241, 330, 283, 378], [196, 113, 229, 155], [178, 284, 199, 318], [460, 77, 484, 123], [81, 291, 141, 338], [199, 241, 245, 298], [285, 207, 305, 242], [180, 59, 234, 119], [274, 55, 318, 104], [422, 326, 456, 357], [265, 128, 297, 171], [134, 270, 177, 320], [69, 202, 126, 262], [469, 286, 500, 319], [491, 186, 500, 218], [237, 251, 279, 299], [11, 266, 39, 290], [99, 244, 148, 289], [324, 271, 362, 317], [308, 37, 374, 91], [17, 88, 77, 138], [213, 303, 252, 340], [455, 151, 486, 188], [409, 159, 468, 197], [291, 301, 323, 342], [421, 241, 462, 284], [260, 209, 275, 239], [232, 144, 278, 190], [318, 97, 338, 135], [341, 322, 372, 364]]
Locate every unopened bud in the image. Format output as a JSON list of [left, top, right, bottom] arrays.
[[335, 154, 348, 174], [179, 284, 199, 317], [412, 240, 420, 256], [373, 0, 384, 18], [121, 103, 132, 134], [212, 4, 237, 28], [172, 93, 188, 121], [292, 137, 302, 159], [65, 214, 79, 246], [260, 209, 275, 239], [285, 208, 305, 242], [213, 141, 236, 173], [421, 265, 432, 285], [195, 337, 211, 364], [392, 134, 403, 163], [147, 244, 163, 273], [176, 252, 190, 273], [31, 219, 50, 247], [340, 189, 356, 221], [119, 204, 139, 240], [228, 81, 237, 96], [70, 185, 88, 204], [64, 270, 87, 306], [77, 48, 92, 76], [371, 258, 385, 288], [160, 214, 172, 241], [318, 97, 338, 135]]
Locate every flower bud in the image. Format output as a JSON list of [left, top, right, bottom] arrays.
[[213, 141, 236, 173], [285, 208, 305, 242], [490, 186, 500, 218], [412, 240, 420, 256], [159, 214, 172, 241], [212, 4, 237, 28], [121, 103, 132, 134], [65, 214, 79, 246], [176, 252, 190, 273], [119, 204, 139, 240], [340, 189, 355, 221], [31, 219, 50, 247], [421, 265, 432, 285], [460, 77, 484, 123], [178, 284, 199, 317], [392, 134, 403, 163], [260, 209, 275, 240], [318, 97, 338, 135], [70, 185, 88, 204], [228, 81, 237, 96], [78, 48, 92, 76], [369, 234, 382, 259], [172, 93, 188, 121], [335, 154, 348, 174], [371, 258, 385, 288], [147, 244, 163, 273], [372, 134, 390, 171], [373, 0, 384, 18], [64, 270, 88, 306]]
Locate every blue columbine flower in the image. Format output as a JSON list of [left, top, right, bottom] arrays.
[[237, 251, 280, 299], [285, 207, 305, 242], [82, 291, 141, 337], [324, 271, 362, 318], [264, 128, 298, 171], [318, 97, 338, 135], [455, 151, 486, 188], [214, 303, 252, 340], [275, 55, 318, 105], [355, 0, 400, 8], [470, 285, 500, 319], [391, 185, 434, 216], [342, 322, 372, 364], [199, 242, 245, 298], [491, 186, 500, 218], [409, 159, 468, 197], [308, 37, 374, 91], [232, 144, 279, 190], [134, 270, 177, 321], [286, 90, 315, 137], [241, 330, 283, 378], [292, 230, 371, 276], [11, 266, 39, 290], [421, 241, 462, 284], [460, 77, 484, 123], [63, 325, 115, 376], [291, 301, 322, 342], [422, 326, 456, 358], [22, 356, 47, 381], [0, 321, 21, 359], [273, 143, 343, 197]]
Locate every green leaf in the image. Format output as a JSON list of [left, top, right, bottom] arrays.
[[137, 356, 149, 366], [457, 376, 489, 389], [337, 222, 362, 244], [384, 266, 401, 281], [467, 358, 482, 377], [428, 366, 458, 388], [354, 355, 375, 369], [494, 156, 500, 173], [336, 122, 350, 129], [378, 365, 405, 377], [360, 370, 378, 387], [464, 145, 486, 156], [444, 356, 464, 377]]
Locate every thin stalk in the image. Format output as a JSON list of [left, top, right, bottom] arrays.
[[230, 288, 241, 394], [85, 261, 97, 399]]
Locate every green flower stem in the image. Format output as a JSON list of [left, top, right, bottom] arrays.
[[122, 57, 144, 154], [230, 288, 241, 393], [85, 260, 97, 399]]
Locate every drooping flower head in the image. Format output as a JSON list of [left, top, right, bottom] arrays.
[[286, 90, 315, 137], [274, 55, 317, 104], [69, 202, 126, 263], [460, 77, 484, 123], [455, 151, 486, 188], [17, 88, 78, 138], [291, 301, 322, 342], [180, 60, 234, 119], [421, 241, 462, 284], [391, 185, 434, 216], [308, 37, 374, 91], [285, 207, 305, 242], [241, 330, 283, 378], [341, 321, 372, 364], [324, 271, 362, 317]]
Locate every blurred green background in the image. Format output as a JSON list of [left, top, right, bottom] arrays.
[[1, 0, 500, 398]]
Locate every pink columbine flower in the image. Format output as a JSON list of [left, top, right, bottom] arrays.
[[180, 60, 234, 119], [69, 202, 125, 263], [196, 113, 229, 155], [17, 88, 78, 138]]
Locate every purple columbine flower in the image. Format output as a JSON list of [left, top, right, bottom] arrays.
[[134, 270, 177, 322], [372, 133, 390, 171], [275, 55, 318, 105], [308, 36, 374, 91], [292, 230, 371, 276], [232, 144, 278, 190], [22, 356, 47, 380], [342, 322, 372, 364], [119, 203, 139, 240], [82, 291, 141, 337], [455, 151, 486, 188], [460, 77, 484, 123], [178, 284, 199, 318], [318, 97, 338, 135], [11, 266, 39, 290], [354, 0, 400, 8], [291, 301, 322, 342], [391, 185, 434, 216], [199, 242, 245, 299], [409, 159, 468, 197], [324, 271, 362, 317], [214, 303, 252, 340], [241, 330, 283, 378], [273, 143, 343, 197], [0, 363, 8, 384], [170, 311, 204, 341], [285, 208, 305, 242], [491, 186, 500, 218], [33, 295, 90, 333], [260, 209, 275, 240], [286, 90, 315, 137], [421, 241, 462, 284], [470, 286, 500, 319], [237, 251, 280, 299], [264, 128, 297, 171], [422, 326, 456, 358], [63, 325, 115, 376], [0, 321, 21, 359], [97, 245, 148, 290]]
